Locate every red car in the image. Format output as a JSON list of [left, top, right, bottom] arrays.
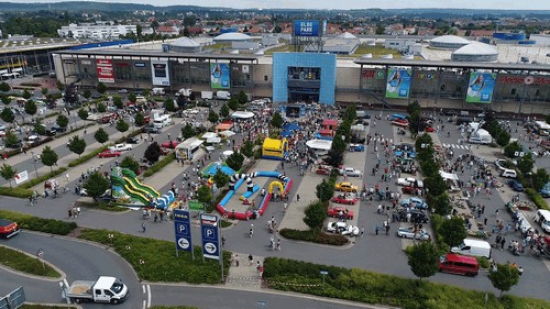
[[98, 150, 122, 158], [401, 186, 416, 194], [331, 195, 358, 205], [391, 119, 409, 127], [425, 126, 436, 132], [0, 219, 20, 238], [316, 167, 331, 175], [161, 140, 179, 149], [327, 207, 354, 220]]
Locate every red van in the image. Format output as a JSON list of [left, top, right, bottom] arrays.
[[439, 253, 479, 277]]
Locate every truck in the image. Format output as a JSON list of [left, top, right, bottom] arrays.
[[65, 276, 129, 304]]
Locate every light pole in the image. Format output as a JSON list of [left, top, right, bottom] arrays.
[[30, 151, 39, 177]]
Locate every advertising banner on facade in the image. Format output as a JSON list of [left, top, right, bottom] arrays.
[[294, 20, 320, 37], [173, 209, 193, 254], [151, 59, 170, 86], [210, 63, 230, 89], [96, 59, 115, 83], [200, 213, 221, 260], [386, 68, 412, 99], [466, 72, 496, 103]]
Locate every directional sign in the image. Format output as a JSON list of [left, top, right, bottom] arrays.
[[200, 213, 220, 260], [173, 209, 192, 253]]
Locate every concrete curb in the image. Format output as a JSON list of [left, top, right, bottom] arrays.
[[0, 243, 66, 282], [23, 302, 82, 309]]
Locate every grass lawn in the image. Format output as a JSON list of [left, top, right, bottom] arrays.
[[78, 229, 231, 284], [0, 246, 61, 278], [76, 200, 130, 212]]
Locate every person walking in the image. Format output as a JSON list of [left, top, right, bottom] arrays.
[[276, 239, 281, 251], [361, 227, 365, 238], [142, 222, 146, 233], [249, 224, 254, 238], [296, 194, 300, 202], [385, 223, 390, 235]]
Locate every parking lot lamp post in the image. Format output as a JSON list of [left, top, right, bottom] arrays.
[[31, 151, 39, 177]]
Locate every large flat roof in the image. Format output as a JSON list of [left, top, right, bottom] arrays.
[[354, 58, 550, 72], [55, 49, 259, 62]]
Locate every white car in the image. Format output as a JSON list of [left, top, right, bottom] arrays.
[[339, 167, 363, 177], [396, 227, 431, 241], [396, 177, 423, 188], [326, 221, 360, 236], [109, 143, 133, 152]]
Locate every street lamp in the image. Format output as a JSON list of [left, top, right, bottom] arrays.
[[30, 151, 39, 177]]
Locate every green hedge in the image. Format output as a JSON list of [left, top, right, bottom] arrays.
[[76, 201, 129, 212], [279, 228, 349, 246], [0, 187, 34, 198], [78, 229, 230, 283], [262, 257, 550, 309], [68, 145, 110, 167], [0, 210, 77, 235], [19, 167, 68, 189], [0, 246, 61, 278], [525, 188, 549, 211], [142, 153, 176, 178]]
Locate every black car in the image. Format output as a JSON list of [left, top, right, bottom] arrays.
[[142, 125, 160, 134], [397, 209, 430, 223], [126, 136, 139, 144]]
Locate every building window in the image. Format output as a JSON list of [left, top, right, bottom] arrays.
[[264, 75, 268, 81], [511, 88, 517, 95]]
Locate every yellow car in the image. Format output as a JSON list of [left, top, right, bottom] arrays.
[[335, 182, 358, 192]]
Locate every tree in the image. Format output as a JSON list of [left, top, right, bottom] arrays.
[[1, 95, 11, 105], [316, 178, 335, 202], [504, 141, 522, 158], [68, 136, 87, 157], [274, 25, 282, 33], [431, 194, 452, 216], [408, 110, 421, 134], [516, 152, 535, 176], [94, 128, 109, 144], [183, 26, 190, 37], [271, 111, 284, 129], [144, 142, 162, 163], [407, 242, 439, 280], [220, 103, 230, 118], [120, 156, 140, 175], [4, 131, 19, 148], [375, 23, 385, 35], [181, 123, 195, 139], [83, 89, 91, 101], [134, 112, 145, 127], [33, 120, 46, 135], [0, 82, 11, 92], [0, 107, 15, 124], [438, 217, 467, 249], [212, 168, 230, 188], [164, 98, 176, 112], [424, 173, 447, 197], [495, 130, 511, 147], [0, 164, 17, 187], [196, 185, 213, 206], [97, 102, 106, 113], [128, 93, 137, 103], [238, 90, 248, 104], [228, 97, 239, 111], [206, 109, 219, 123], [116, 119, 129, 133], [151, 20, 159, 34], [97, 82, 107, 94], [56, 115, 69, 128], [41, 87, 48, 97], [83, 172, 110, 201], [226, 152, 244, 171], [407, 100, 421, 115], [56, 80, 65, 92], [113, 96, 124, 110], [303, 201, 327, 229], [241, 140, 254, 158], [40, 146, 58, 172], [489, 263, 520, 297], [22, 89, 32, 100], [78, 108, 89, 120], [531, 168, 550, 191]]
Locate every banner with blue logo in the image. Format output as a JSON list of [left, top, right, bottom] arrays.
[[294, 20, 320, 37], [467, 72, 496, 103]]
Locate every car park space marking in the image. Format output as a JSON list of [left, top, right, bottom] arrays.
[[147, 284, 151, 308], [442, 143, 471, 150]]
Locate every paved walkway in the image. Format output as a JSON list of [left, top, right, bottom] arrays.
[[225, 253, 264, 289]]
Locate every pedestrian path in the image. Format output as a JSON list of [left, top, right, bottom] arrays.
[[440, 143, 471, 150], [225, 252, 264, 290]]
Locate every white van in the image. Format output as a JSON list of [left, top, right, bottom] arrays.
[[153, 115, 172, 129], [451, 239, 492, 258], [535, 209, 550, 233], [500, 169, 517, 178], [216, 91, 231, 100]]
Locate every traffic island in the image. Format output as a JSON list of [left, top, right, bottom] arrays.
[[0, 245, 62, 279]]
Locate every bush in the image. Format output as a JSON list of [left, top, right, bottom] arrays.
[[279, 228, 349, 246], [78, 229, 230, 283], [68, 145, 110, 167], [0, 210, 77, 235], [303, 201, 328, 229], [0, 246, 61, 278], [143, 153, 176, 178], [525, 188, 549, 211], [0, 187, 34, 198], [19, 167, 68, 189]]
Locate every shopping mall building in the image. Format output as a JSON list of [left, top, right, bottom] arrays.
[[52, 48, 550, 115]]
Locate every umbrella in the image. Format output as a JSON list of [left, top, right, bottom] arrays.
[[220, 130, 236, 137]]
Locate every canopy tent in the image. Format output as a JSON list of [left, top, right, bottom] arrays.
[[306, 139, 332, 151], [202, 132, 217, 139], [220, 130, 236, 137], [207, 137, 222, 144], [439, 170, 460, 181], [215, 122, 233, 132], [231, 111, 255, 119]]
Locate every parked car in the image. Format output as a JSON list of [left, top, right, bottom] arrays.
[[396, 177, 423, 187], [316, 165, 332, 175], [161, 140, 179, 149], [400, 197, 428, 210], [327, 207, 355, 220], [494, 159, 509, 172], [348, 144, 365, 152], [540, 182, 550, 198], [126, 137, 139, 144], [98, 150, 122, 158], [339, 167, 363, 177], [396, 227, 431, 241], [398, 209, 430, 223], [143, 124, 161, 134], [0, 218, 20, 238], [109, 143, 132, 152], [508, 180, 524, 192], [331, 195, 358, 205], [335, 182, 358, 192], [326, 221, 360, 236], [52, 123, 67, 133]]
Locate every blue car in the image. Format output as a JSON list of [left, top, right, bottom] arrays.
[[400, 197, 428, 210], [541, 183, 550, 198], [394, 150, 417, 158], [508, 180, 524, 192], [349, 144, 365, 152], [390, 114, 407, 121]]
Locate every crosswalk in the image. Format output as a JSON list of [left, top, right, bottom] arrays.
[[371, 138, 394, 144], [441, 143, 471, 150]]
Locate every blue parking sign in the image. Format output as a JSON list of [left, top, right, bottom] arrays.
[[200, 214, 220, 260], [173, 210, 192, 253]]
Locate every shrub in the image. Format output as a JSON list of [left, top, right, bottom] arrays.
[[0, 210, 77, 235], [19, 167, 68, 189], [303, 201, 327, 229], [279, 228, 349, 246], [78, 229, 230, 283], [68, 145, 110, 167], [143, 153, 176, 178], [0, 246, 61, 278], [525, 188, 549, 211], [0, 186, 34, 198]]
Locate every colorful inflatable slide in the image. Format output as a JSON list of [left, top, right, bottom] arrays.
[[111, 167, 160, 205]]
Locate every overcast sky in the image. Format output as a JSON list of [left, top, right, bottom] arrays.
[[16, 0, 550, 10]]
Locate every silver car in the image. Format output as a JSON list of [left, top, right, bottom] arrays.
[[396, 227, 431, 241]]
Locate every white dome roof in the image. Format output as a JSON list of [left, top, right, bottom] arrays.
[[171, 37, 200, 47], [337, 32, 358, 40], [431, 35, 471, 45], [213, 33, 252, 41], [453, 42, 498, 56]]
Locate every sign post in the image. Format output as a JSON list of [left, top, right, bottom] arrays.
[[200, 213, 223, 282], [173, 209, 193, 259], [37, 249, 45, 271]]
